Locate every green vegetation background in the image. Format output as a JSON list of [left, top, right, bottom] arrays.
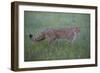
[[24, 11, 90, 61]]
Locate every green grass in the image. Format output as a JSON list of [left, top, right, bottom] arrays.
[[24, 11, 90, 61]]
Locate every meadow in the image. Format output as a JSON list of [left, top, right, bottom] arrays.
[[24, 11, 90, 61]]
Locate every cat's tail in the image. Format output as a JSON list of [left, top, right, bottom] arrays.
[[29, 33, 45, 42], [29, 34, 33, 39]]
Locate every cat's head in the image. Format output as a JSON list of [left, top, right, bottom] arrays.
[[74, 26, 80, 33]]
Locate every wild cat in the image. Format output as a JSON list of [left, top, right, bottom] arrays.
[[29, 26, 80, 44]]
